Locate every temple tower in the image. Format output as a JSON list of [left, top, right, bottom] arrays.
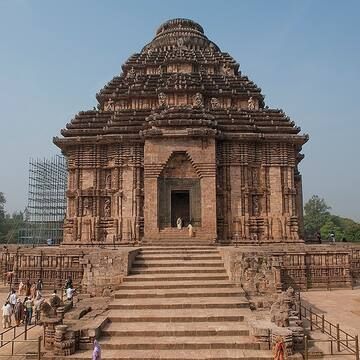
[[54, 18, 308, 245]]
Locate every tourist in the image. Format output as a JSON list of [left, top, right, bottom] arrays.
[[329, 232, 336, 243], [315, 231, 321, 244], [66, 286, 76, 306], [18, 280, 25, 296], [34, 292, 45, 323], [8, 289, 17, 312], [2, 301, 12, 329], [25, 279, 31, 297], [14, 299, 24, 327], [273, 336, 285, 360], [36, 278, 43, 296], [64, 277, 73, 290], [187, 222, 193, 238], [24, 297, 33, 325], [92, 339, 101, 360], [176, 217, 183, 229], [30, 283, 37, 299]]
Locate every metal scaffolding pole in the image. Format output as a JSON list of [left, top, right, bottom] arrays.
[[18, 155, 67, 245]]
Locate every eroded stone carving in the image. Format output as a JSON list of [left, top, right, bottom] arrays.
[[158, 92, 168, 108], [248, 96, 256, 110], [270, 287, 298, 327], [82, 198, 92, 216], [104, 98, 114, 111], [193, 92, 203, 108], [210, 97, 220, 109], [104, 198, 111, 217]]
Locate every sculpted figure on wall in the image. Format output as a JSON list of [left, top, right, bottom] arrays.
[[193, 92, 203, 108], [210, 97, 220, 109], [82, 197, 92, 216], [104, 198, 111, 218], [158, 92, 168, 108], [105, 173, 112, 189], [248, 96, 256, 110], [104, 98, 114, 111]]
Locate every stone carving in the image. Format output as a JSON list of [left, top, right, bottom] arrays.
[[248, 96, 256, 110], [126, 67, 136, 79], [158, 92, 168, 108], [192, 92, 203, 108], [104, 198, 111, 217], [252, 196, 259, 216], [210, 97, 220, 109], [177, 37, 184, 48], [231, 253, 278, 296], [82, 198, 92, 216], [270, 287, 298, 327], [223, 64, 232, 76], [105, 173, 111, 189], [104, 98, 114, 111]]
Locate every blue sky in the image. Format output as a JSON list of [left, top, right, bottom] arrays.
[[0, 0, 359, 220]]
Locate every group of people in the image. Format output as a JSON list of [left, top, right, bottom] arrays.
[[2, 278, 44, 329], [176, 217, 194, 237], [2, 277, 77, 330]]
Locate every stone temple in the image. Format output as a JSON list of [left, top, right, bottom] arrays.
[[54, 18, 308, 246]]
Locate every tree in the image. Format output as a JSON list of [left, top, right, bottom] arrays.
[[303, 195, 331, 238], [0, 192, 5, 220]]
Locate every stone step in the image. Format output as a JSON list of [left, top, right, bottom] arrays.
[[132, 260, 225, 268], [109, 296, 249, 310], [102, 321, 250, 337], [114, 287, 245, 299], [99, 335, 260, 350], [130, 267, 227, 275], [136, 254, 222, 261], [64, 348, 273, 359], [139, 249, 219, 255], [109, 308, 250, 322], [119, 280, 235, 290], [123, 274, 229, 282]]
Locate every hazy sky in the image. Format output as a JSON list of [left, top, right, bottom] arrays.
[[0, 0, 359, 220]]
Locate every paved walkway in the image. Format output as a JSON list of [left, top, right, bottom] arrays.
[[301, 288, 360, 336]]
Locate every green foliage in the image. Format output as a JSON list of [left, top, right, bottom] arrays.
[[0, 193, 25, 244], [304, 195, 360, 242], [303, 195, 331, 237]]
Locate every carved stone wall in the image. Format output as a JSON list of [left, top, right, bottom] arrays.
[[217, 141, 302, 244], [220, 244, 356, 291], [64, 143, 144, 245]]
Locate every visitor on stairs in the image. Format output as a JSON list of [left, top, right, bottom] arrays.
[[14, 298, 24, 327], [92, 339, 101, 360]]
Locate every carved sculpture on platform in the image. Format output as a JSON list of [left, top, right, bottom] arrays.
[[270, 287, 298, 327]]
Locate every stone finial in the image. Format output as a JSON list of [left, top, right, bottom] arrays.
[[193, 93, 203, 108], [248, 96, 256, 110], [210, 97, 220, 109], [104, 98, 114, 112], [158, 92, 168, 108]]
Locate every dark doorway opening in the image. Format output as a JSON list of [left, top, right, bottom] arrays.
[[171, 191, 190, 227]]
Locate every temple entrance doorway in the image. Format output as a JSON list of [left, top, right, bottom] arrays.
[[171, 191, 190, 227]]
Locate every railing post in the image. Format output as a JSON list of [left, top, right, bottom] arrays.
[[355, 335, 359, 360], [304, 335, 308, 360], [38, 336, 42, 360], [25, 321, 27, 340], [310, 307, 313, 331], [337, 323, 340, 352], [322, 314, 325, 333], [330, 339, 334, 355], [11, 340, 14, 355], [1, 333, 3, 347]]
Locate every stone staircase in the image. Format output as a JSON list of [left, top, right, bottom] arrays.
[[70, 246, 273, 359]]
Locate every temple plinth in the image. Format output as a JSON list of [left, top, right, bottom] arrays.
[[54, 18, 308, 245]]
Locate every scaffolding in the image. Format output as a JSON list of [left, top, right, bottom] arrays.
[[18, 155, 67, 245]]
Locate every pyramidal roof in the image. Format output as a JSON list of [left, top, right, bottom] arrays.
[[54, 18, 308, 148]]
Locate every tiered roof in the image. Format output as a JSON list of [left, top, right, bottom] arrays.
[[54, 18, 308, 148]]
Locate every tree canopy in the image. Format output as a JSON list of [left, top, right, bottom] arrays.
[[304, 195, 360, 242]]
